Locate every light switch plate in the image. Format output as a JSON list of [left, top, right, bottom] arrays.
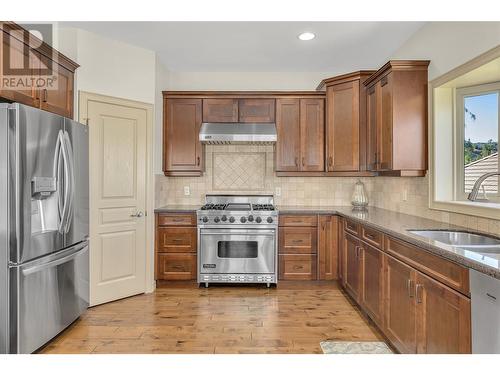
[[402, 188, 408, 201], [184, 186, 190, 196]]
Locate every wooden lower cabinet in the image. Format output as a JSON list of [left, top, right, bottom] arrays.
[[341, 220, 471, 354], [360, 243, 384, 326], [415, 272, 471, 354], [385, 255, 418, 353], [157, 253, 196, 280], [155, 213, 197, 281], [279, 254, 317, 280], [344, 233, 361, 300]]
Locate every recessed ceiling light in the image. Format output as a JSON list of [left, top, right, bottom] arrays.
[[298, 32, 315, 41]]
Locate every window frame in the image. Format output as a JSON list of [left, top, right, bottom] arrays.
[[454, 82, 500, 203]]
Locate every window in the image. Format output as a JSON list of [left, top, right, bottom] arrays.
[[455, 83, 500, 202]]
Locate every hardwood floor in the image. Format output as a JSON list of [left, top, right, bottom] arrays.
[[40, 281, 384, 354]]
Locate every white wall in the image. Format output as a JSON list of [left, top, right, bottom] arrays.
[[391, 22, 500, 81], [168, 71, 337, 91], [154, 57, 170, 173]]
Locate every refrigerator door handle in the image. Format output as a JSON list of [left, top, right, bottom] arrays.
[[62, 131, 75, 234], [20, 241, 88, 276], [53, 130, 70, 234]]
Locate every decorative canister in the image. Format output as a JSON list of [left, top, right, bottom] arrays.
[[351, 179, 368, 209]]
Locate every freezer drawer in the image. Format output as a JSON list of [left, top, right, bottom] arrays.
[[9, 241, 89, 353]]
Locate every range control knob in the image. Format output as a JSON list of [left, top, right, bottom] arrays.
[[255, 217, 262, 223], [202, 217, 209, 223], [266, 217, 273, 223], [248, 215, 254, 222], [229, 216, 235, 223], [214, 217, 220, 223], [221, 215, 227, 222], [240, 217, 247, 223]]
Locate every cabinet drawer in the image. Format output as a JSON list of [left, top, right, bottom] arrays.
[[344, 218, 360, 236], [279, 215, 318, 227], [157, 253, 196, 280], [279, 254, 317, 280], [361, 225, 384, 249], [279, 227, 317, 254], [157, 213, 196, 226], [157, 227, 197, 253], [385, 236, 470, 295]]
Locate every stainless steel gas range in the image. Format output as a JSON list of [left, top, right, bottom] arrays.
[[197, 195, 278, 287]]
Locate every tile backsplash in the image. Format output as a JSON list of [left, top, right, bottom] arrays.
[[155, 145, 500, 236]]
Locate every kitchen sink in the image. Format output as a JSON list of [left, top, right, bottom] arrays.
[[408, 229, 500, 254]]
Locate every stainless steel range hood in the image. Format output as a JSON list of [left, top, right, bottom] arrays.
[[199, 122, 277, 145]]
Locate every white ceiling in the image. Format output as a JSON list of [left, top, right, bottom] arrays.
[[61, 22, 425, 72]]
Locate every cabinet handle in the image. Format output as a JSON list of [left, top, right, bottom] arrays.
[[328, 156, 333, 167], [416, 284, 423, 304], [292, 239, 303, 244], [294, 157, 299, 167], [302, 157, 305, 167], [407, 279, 414, 298], [42, 89, 48, 103], [197, 156, 200, 166], [172, 218, 185, 222]]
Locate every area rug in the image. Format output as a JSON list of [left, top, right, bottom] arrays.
[[320, 341, 393, 354]]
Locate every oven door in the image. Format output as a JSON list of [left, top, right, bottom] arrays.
[[199, 228, 275, 274]]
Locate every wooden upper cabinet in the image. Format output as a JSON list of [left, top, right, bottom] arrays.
[[202, 99, 238, 122], [415, 271, 471, 354], [363, 60, 430, 176], [238, 99, 275, 122], [300, 98, 325, 171], [366, 85, 378, 171], [0, 22, 78, 118], [275, 98, 301, 171], [163, 98, 203, 176], [324, 71, 374, 173], [39, 55, 74, 118]]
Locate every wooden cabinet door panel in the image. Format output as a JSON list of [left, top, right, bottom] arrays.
[[0, 30, 39, 107], [415, 272, 471, 354], [238, 99, 275, 123], [378, 74, 393, 170], [344, 233, 361, 301], [279, 227, 317, 254], [385, 255, 417, 353], [300, 98, 325, 171], [366, 85, 378, 171], [278, 254, 317, 280], [202, 99, 238, 122], [39, 57, 74, 118], [157, 253, 196, 280], [318, 215, 338, 280], [275, 98, 300, 171], [326, 82, 359, 171], [361, 243, 384, 326], [164, 98, 203, 172], [157, 227, 197, 253]]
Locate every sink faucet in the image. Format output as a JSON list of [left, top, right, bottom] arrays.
[[468, 172, 500, 201]]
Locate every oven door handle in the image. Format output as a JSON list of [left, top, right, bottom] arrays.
[[200, 231, 275, 236]]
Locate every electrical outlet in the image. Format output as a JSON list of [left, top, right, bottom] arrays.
[[402, 188, 408, 201], [183, 186, 190, 196], [275, 187, 281, 197]]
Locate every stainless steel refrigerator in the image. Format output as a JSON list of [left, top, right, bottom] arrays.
[[0, 103, 89, 354]]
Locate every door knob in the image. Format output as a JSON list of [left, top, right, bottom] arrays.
[[130, 211, 144, 218]]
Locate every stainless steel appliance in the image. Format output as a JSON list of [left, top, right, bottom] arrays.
[[199, 123, 277, 144], [470, 269, 500, 353], [0, 103, 89, 354], [197, 195, 278, 287]]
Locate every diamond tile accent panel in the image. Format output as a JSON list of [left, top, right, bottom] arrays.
[[213, 152, 266, 191]]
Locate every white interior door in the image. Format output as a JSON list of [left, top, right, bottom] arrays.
[[86, 99, 148, 306]]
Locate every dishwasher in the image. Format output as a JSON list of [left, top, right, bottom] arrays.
[[470, 269, 500, 353]]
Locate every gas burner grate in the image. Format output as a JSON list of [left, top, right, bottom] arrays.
[[200, 203, 226, 210]]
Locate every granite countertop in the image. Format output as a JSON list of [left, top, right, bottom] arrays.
[[279, 205, 500, 280], [154, 204, 500, 279]]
